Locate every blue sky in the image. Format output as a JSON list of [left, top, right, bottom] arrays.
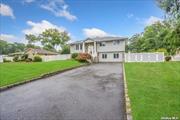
[[0, 0, 164, 43]]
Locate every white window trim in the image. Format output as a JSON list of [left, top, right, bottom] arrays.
[[102, 53, 107, 59], [99, 42, 106, 47], [114, 53, 119, 59], [75, 44, 83, 50], [113, 40, 120, 45]]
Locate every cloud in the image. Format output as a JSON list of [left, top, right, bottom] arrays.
[[144, 16, 163, 26], [0, 34, 18, 42], [0, 3, 15, 19], [127, 13, 134, 18], [22, 20, 66, 35], [40, 0, 77, 21], [83, 28, 110, 38]]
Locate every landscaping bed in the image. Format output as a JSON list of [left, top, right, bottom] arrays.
[[0, 60, 83, 87], [125, 62, 180, 120]]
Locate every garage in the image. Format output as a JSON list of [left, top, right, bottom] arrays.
[[98, 52, 124, 62]]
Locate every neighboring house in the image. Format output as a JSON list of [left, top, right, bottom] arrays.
[[25, 48, 58, 59], [70, 37, 127, 62]]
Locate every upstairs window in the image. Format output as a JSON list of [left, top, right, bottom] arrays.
[[99, 42, 106, 47], [113, 40, 120, 45], [114, 53, 119, 59]]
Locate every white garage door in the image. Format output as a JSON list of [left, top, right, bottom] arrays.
[[98, 52, 123, 62]]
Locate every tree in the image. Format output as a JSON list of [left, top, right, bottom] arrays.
[[25, 34, 38, 45], [0, 40, 8, 54], [157, 0, 180, 28], [0, 40, 26, 55], [60, 45, 70, 54], [128, 1, 180, 55], [39, 29, 70, 51], [156, 0, 180, 55]]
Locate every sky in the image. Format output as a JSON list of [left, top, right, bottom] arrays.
[[0, 0, 164, 43]]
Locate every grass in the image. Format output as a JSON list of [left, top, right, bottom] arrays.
[[0, 60, 83, 87], [125, 62, 180, 120]]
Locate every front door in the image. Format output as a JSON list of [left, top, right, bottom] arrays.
[[87, 45, 94, 55]]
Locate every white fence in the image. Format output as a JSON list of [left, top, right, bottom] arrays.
[[125, 52, 164, 62], [172, 54, 180, 61], [4, 56, 13, 61], [41, 54, 71, 62], [0, 55, 13, 62], [0, 55, 3, 62]]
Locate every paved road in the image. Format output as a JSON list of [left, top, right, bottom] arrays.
[[0, 63, 126, 120]]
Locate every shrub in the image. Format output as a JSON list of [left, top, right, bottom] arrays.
[[33, 56, 42, 62], [13, 56, 19, 62], [76, 53, 91, 62], [165, 56, 171, 61], [71, 53, 78, 59], [61, 45, 70, 54], [25, 58, 32, 62], [3, 58, 11, 62], [156, 48, 168, 55]]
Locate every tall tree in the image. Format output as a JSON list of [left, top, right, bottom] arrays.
[[25, 34, 38, 45], [157, 0, 180, 26], [39, 29, 70, 51], [0, 40, 26, 55]]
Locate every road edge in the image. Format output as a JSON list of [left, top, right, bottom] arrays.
[[122, 63, 133, 120]]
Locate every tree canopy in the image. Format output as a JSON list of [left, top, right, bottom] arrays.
[[25, 28, 70, 52], [128, 0, 180, 55], [0, 40, 26, 55]]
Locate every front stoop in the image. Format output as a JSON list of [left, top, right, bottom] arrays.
[[123, 63, 133, 120]]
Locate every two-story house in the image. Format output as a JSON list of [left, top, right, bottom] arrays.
[[70, 37, 127, 62]]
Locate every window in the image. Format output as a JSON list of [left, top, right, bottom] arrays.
[[114, 53, 119, 59], [113, 40, 120, 45], [80, 44, 82, 50], [76, 44, 79, 50], [99, 42, 106, 47], [102, 54, 107, 59], [76, 44, 82, 50]]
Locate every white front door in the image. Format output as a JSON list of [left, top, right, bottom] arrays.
[[88, 45, 94, 55]]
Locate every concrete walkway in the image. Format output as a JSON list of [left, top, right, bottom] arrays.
[[0, 63, 126, 120]]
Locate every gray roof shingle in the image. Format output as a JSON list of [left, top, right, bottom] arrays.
[[70, 36, 127, 44]]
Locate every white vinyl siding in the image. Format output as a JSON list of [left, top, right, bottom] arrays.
[[97, 40, 125, 52]]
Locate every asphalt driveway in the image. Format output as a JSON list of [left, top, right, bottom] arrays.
[[0, 63, 126, 120]]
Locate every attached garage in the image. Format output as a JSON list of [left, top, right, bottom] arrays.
[[98, 52, 124, 62]]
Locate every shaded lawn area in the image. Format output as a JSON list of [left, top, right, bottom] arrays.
[[125, 62, 180, 120], [0, 60, 83, 87]]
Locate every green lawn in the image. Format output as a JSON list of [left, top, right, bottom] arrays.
[[0, 60, 83, 87], [125, 62, 180, 120]]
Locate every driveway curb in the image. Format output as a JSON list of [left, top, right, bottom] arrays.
[[0, 63, 90, 92], [122, 63, 133, 120]]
